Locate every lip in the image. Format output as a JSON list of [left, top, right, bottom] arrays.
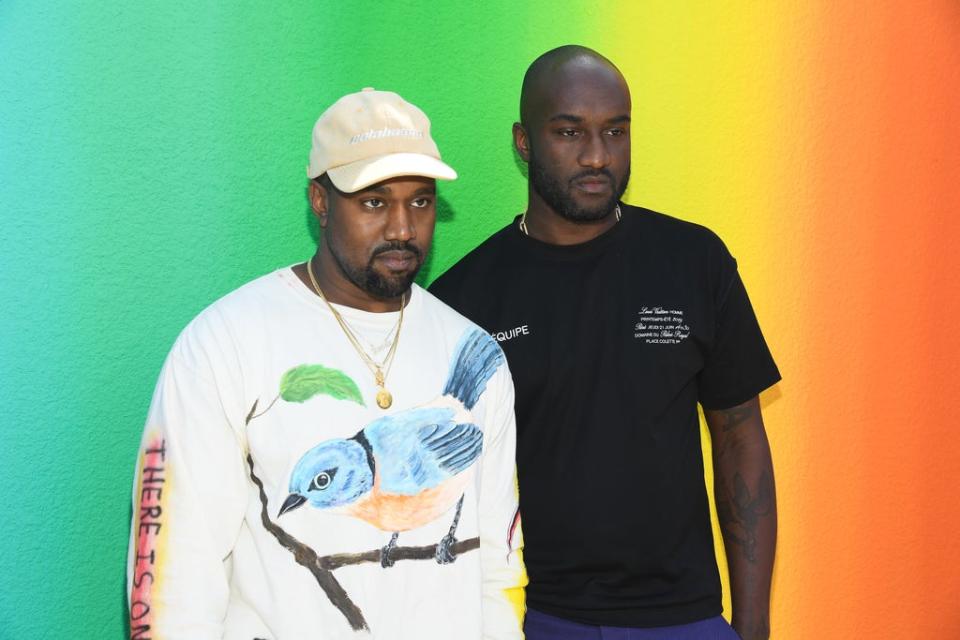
[[375, 250, 417, 271], [573, 178, 611, 195]]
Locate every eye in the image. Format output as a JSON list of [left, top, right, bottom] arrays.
[[361, 198, 385, 209], [410, 197, 434, 209], [605, 127, 626, 137], [557, 128, 580, 138], [309, 469, 337, 491]]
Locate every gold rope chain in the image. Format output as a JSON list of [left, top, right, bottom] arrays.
[[306, 258, 404, 409]]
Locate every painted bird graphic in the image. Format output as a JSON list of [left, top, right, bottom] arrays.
[[279, 328, 503, 567]]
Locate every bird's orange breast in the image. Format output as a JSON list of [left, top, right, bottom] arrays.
[[345, 471, 472, 532]]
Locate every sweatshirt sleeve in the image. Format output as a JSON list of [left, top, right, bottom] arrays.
[[478, 360, 528, 639], [127, 331, 249, 639]]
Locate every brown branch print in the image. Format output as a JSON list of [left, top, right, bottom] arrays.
[[244, 399, 479, 631], [247, 454, 369, 630], [320, 537, 480, 572]]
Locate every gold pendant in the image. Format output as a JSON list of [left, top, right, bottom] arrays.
[[376, 388, 393, 409]]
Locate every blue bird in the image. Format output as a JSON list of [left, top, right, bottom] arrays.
[[279, 328, 503, 566]]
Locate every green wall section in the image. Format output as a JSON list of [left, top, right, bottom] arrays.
[[0, 2, 596, 636]]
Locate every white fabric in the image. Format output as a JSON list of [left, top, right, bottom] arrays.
[[127, 268, 526, 639]]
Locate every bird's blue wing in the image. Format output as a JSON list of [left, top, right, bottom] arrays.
[[364, 407, 483, 495], [417, 420, 483, 476]]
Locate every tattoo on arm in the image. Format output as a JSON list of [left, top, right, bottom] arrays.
[[717, 403, 756, 432], [716, 470, 773, 563]]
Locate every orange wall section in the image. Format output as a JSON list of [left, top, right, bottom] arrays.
[[797, 3, 960, 637], [611, 3, 960, 638]]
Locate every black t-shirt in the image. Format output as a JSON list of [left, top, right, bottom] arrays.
[[429, 203, 780, 626]]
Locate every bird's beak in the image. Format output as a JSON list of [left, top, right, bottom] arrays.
[[278, 493, 307, 516]]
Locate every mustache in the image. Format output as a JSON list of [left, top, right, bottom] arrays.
[[371, 241, 423, 260], [570, 169, 616, 184]]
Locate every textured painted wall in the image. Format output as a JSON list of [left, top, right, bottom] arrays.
[[1, 2, 958, 638]]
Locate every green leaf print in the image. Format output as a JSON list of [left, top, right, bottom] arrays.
[[279, 365, 365, 406]]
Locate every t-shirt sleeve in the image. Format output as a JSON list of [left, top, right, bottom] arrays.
[[697, 250, 781, 410]]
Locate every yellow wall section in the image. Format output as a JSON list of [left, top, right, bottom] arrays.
[[606, 5, 797, 621]]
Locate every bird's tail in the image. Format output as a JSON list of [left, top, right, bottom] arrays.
[[442, 328, 504, 410]]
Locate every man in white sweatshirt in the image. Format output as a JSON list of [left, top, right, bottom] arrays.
[[128, 88, 526, 639]]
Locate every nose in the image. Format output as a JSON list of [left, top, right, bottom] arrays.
[[578, 131, 611, 169], [384, 203, 416, 242]]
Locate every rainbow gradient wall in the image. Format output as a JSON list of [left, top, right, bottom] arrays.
[[1, 2, 958, 637]]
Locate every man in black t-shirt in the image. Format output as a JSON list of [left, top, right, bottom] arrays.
[[429, 46, 781, 640]]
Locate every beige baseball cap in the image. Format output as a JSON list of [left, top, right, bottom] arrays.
[[307, 88, 457, 193]]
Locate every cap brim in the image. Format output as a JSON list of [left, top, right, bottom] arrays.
[[326, 152, 457, 193]]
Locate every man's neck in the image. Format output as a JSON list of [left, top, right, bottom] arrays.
[[293, 253, 407, 313], [522, 196, 620, 246]]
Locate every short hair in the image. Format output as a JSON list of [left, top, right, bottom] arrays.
[[520, 45, 620, 126]]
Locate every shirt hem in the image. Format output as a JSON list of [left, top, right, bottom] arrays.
[[527, 600, 724, 628]]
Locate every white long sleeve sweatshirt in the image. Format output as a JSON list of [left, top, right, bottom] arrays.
[[128, 268, 526, 639]]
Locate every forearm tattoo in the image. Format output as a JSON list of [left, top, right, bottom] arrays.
[[717, 403, 755, 432], [716, 470, 773, 563]]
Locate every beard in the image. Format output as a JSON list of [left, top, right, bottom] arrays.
[[328, 240, 423, 299], [529, 152, 629, 223]]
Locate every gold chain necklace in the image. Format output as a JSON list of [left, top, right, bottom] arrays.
[[519, 203, 622, 236], [306, 258, 404, 409]]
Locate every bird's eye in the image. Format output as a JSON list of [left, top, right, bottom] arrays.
[[310, 469, 336, 491]]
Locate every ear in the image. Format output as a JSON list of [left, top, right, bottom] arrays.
[[308, 180, 329, 228], [512, 122, 530, 163]]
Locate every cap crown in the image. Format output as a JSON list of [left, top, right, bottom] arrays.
[[308, 88, 442, 178]]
